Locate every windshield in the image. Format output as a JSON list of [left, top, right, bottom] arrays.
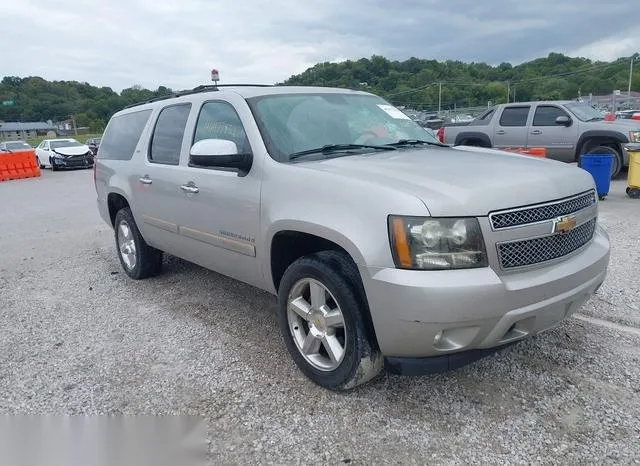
[[50, 140, 81, 149], [564, 103, 604, 122], [5, 142, 31, 150], [247, 92, 439, 162]]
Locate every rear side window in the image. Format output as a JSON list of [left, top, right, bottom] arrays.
[[473, 108, 495, 126], [149, 104, 192, 165], [499, 106, 530, 127], [99, 109, 152, 160]]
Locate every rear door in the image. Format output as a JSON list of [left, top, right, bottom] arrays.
[[132, 102, 193, 253], [527, 104, 578, 162], [493, 105, 531, 150]]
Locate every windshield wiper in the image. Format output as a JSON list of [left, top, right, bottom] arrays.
[[289, 143, 396, 161], [386, 139, 449, 148], [586, 117, 603, 122]]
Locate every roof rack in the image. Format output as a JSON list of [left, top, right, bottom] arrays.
[[123, 83, 274, 109]]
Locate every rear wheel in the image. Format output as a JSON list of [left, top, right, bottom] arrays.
[[277, 250, 383, 390], [114, 207, 163, 279]]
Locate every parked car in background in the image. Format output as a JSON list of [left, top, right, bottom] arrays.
[[440, 101, 640, 178], [86, 137, 101, 155], [35, 138, 94, 170], [95, 84, 610, 390], [616, 110, 640, 120], [0, 140, 33, 152]]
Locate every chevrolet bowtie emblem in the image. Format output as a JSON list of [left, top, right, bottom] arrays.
[[553, 215, 577, 234]]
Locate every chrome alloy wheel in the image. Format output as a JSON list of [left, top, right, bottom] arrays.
[[117, 220, 137, 270], [287, 278, 347, 371]]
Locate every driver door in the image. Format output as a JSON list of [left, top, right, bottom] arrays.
[[172, 98, 264, 289]]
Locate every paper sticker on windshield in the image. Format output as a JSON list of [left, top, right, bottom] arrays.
[[377, 104, 411, 120]]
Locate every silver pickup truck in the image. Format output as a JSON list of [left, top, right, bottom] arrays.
[[440, 100, 640, 178], [95, 85, 610, 390]]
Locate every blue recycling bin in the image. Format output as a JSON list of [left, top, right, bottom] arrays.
[[580, 153, 614, 199]]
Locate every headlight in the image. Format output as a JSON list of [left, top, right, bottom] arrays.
[[389, 216, 488, 270], [629, 131, 640, 143]]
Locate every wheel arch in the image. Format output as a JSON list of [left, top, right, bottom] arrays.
[[268, 226, 380, 350], [454, 131, 492, 147], [267, 223, 367, 293], [107, 191, 131, 227], [576, 130, 628, 163]]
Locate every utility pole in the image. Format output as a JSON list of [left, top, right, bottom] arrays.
[[629, 56, 635, 97], [438, 82, 442, 114], [513, 85, 516, 102], [506, 81, 510, 103]]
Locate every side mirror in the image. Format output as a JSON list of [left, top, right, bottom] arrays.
[[555, 115, 572, 126], [189, 138, 252, 174]]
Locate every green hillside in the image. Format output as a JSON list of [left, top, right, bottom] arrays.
[[1, 52, 637, 131], [283, 52, 638, 111]]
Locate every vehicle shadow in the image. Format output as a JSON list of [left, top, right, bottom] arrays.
[[145, 254, 611, 402]]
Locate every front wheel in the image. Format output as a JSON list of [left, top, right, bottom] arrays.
[[114, 207, 163, 279], [277, 251, 383, 390]]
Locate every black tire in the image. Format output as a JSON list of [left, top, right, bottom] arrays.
[[628, 188, 640, 199], [36, 156, 44, 169], [581, 145, 622, 179], [50, 158, 58, 171], [113, 207, 163, 279], [276, 250, 383, 390]]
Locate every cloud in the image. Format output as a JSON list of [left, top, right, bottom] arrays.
[[2, 0, 637, 92]]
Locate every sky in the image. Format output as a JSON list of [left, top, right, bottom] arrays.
[[3, 0, 639, 93]]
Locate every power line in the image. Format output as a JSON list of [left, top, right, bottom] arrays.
[[382, 60, 629, 98]]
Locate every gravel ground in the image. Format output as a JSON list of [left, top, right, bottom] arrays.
[[0, 170, 639, 465]]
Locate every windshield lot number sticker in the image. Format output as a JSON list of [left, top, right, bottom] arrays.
[[377, 104, 411, 120]]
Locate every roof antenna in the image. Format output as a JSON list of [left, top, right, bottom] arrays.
[[211, 68, 219, 90]]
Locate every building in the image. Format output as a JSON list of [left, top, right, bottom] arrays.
[[0, 122, 56, 141], [582, 91, 640, 111]]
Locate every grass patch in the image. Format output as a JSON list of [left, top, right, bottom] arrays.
[[25, 133, 103, 147]]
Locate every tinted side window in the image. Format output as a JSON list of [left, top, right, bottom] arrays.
[[149, 104, 191, 165], [499, 106, 530, 127], [193, 101, 250, 153], [473, 108, 495, 126], [533, 106, 568, 126], [99, 109, 152, 160]]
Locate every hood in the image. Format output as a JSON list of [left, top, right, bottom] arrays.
[[594, 119, 640, 131], [296, 146, 596, 216], [52, 145, 90, 156]]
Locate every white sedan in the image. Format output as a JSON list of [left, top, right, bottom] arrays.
[[35, 138, 94, 171]]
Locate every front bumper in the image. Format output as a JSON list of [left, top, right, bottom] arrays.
[[359, 226, 610, 373], [52, 156, 94, 169]]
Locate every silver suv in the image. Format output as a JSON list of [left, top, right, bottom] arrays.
[[95, 84, 611, 390]]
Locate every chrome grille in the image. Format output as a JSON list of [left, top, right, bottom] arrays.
[[497, 219, 596, 269], [490, 191, 596, 229]]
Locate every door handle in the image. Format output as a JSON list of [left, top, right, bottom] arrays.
[[139, 175, 152, 185], [180, 183, 199, 194], [496, 130, 505, 135], [530, 130, 542, 135]]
